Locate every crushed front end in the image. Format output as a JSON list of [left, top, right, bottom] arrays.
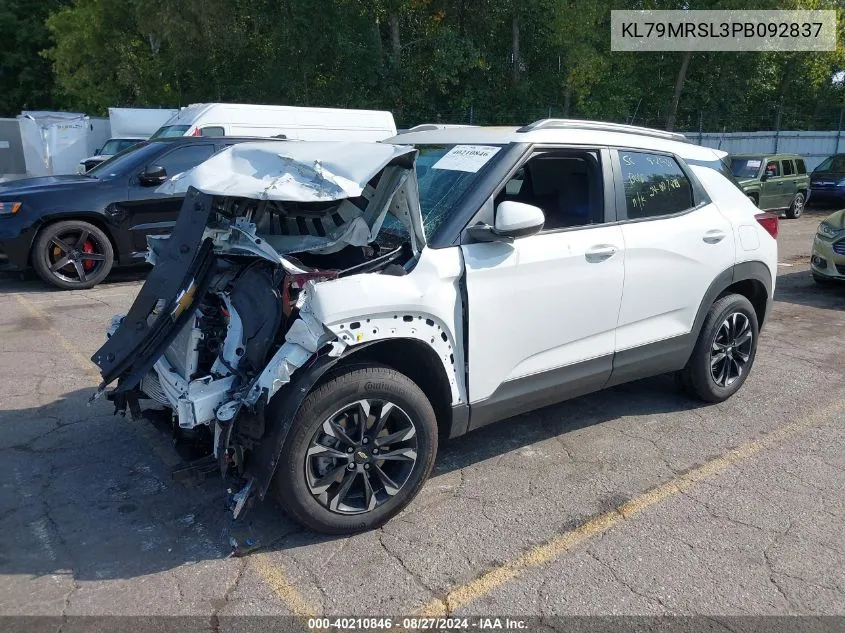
[[91, 142, 423, 521]]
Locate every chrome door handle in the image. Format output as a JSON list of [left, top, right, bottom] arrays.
[[703, 229, 726, 244], [585, 245, 618, 263]]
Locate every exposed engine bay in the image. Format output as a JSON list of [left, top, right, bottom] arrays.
[[90, 142, 465, 523]]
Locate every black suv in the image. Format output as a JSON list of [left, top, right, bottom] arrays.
[[0, 137, 282, 289]]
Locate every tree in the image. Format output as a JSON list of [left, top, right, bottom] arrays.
[[0, 0, 68, 115]]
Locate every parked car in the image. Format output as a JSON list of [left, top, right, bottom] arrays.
[[92, 120, 777, 535], [811, 208, 845, 284], [0, 136, 283, 290], [151, 103, 397, 141], [77, 137, 145, 174], [809, 154, 845, 206], [729, 153, 810, 218]]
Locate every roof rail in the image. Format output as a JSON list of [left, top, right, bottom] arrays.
[[517, 119, 689, 142], [403, 123, 479, 132]]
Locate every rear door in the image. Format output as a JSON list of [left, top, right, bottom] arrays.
[[609, 149, 736, 384], [121, 142, 217, 258], [781, 158, 798, 203]]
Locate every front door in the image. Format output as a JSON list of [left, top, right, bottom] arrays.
[[461, 148, 624, 425], [759, 159, 785, 210], [120, 142, 217, 258]]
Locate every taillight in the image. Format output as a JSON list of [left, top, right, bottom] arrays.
[[190, 127, 201, 136], [755, 212, 778, 239]]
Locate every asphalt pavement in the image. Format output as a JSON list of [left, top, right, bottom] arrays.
[[0, 207, 843, 623]]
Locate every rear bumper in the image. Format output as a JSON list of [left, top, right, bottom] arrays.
[[809, 187, 845, 204]]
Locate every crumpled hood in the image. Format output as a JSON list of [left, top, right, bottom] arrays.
[[154, 140, 426, 257], [157, 141, 416, 201]]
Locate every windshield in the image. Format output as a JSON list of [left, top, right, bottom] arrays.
[[87, 141, 154, 178], [151, 125, 190, 139], [730, 157, 763, 179], [378, 144, 503, 242], [100, 139, 142, 155], [814, 155, 845, 173]]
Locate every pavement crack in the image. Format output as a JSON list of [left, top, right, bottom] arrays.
[[210, 557, 248, 631], [377, 529, 438, 597], [762, 521, 796, 610], [677, 489, 772, 534], [585, 547, 669, 611], [613, 425, 680, 476]]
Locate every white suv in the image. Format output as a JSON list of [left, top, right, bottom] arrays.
[[93, 120, 778, 534]]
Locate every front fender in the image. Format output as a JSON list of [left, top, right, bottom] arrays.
[[248, 343, 383, 500]]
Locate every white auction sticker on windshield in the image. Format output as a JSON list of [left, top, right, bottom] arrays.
[[746, 160, 761, 168], [432, 145, 501, 173]]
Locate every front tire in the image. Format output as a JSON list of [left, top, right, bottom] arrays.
[[678, 294, 759, 403], [31, 220, 114, 290], [785, 192, 805, 219], [272, 365, 438, 534]]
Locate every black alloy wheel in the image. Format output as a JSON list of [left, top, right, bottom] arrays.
[[709, 312, 753, 388], [272, 365, 438, 534], [32, 220, 114, 290], [677, 293, 759, 403], [305, 398, 418, 514]]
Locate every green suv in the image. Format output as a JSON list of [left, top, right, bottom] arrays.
[[729, 153, 810, 219]]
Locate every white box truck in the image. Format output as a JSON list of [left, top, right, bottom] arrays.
[[150, 103, 397, 141]]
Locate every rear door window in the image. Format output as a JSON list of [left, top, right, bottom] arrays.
[[782, 160, 794, 176], [618, 151, 694, 220]]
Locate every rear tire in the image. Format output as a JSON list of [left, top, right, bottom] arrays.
[[32, 220, 114, 290], [679, 294, 759, 403], [272, 365, 438, 534], [785, 192, 805, 219]]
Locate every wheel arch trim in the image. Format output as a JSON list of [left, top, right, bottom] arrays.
[[249, 335, 456, 501]]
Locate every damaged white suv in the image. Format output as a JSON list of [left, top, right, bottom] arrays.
[[92, 120, 778, 534]]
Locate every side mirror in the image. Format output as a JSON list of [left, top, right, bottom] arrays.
[[760, 173, 769, 182], [494, 201, 545, 237], [95, 148, 101, 155], [465, 201, 545, 243], [139, 165, 167, 186]]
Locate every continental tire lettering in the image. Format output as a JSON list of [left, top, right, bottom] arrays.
[[365, 382, 392, 391]]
